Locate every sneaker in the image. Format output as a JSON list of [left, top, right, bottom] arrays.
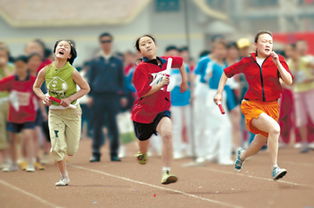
[[294, 143, 302, 149], [219, 159, 234, 165], [34, 162, 45, 170], [111, 155, 121, 162], [2, 164, 18, 172], [161, 170, 178, 185], [89, 153, 101, 163], [234, 148, 245, 171], [18, 161, 28, 171], [26, 164, 35, 172], [195, 157, 205, 164], [300, 146, 310, 153], [55, 178, 70, 186], [136, 152, 147, 165], [272, 167, 287, 180], [173, 152, 184, 160]]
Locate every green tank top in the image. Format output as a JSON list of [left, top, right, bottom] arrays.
[[0, 64, 14, 98], [45, 62, 77, 105]]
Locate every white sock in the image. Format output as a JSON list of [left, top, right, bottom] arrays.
[[162, 167, 171, 173]]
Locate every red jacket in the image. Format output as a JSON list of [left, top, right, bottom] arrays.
[[0, 75, 37, 123], [224, 53, 293, 102], [131, 56, 183, 123]]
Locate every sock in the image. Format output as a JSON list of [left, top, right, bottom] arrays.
[[162, 167, 171, 173]]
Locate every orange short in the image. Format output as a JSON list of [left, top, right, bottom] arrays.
[[240, 100, 279, 137]]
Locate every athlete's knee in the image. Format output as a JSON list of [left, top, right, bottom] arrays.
[[269, 123, 280, 136], [161, 130, 172, 141]]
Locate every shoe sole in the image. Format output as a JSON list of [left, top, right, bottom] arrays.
[[273, 170, 287, 180], [89, 160, 100, 163], [55, 184, 69, 186], [137, 155, 147, 165], [161, 176, 178, 185], [234, 160, 244, 172]]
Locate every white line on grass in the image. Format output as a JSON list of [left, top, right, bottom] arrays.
[[0, 179, 62, 208], [201, 167, 313, 188], [72, 165, 243, 208]]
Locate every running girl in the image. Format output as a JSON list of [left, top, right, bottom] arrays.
[[33, 40, 90, 186], [214, 31, 293, 180], [132, 35, 188, 184]]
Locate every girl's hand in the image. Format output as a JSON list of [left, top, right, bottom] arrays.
[[271, 51, 280, 65], [41, 95, 52, 106], [213, 92, 223, 105], [180, 81, 188, 92], [159, 75, 170, 87], [60, 97, 73, 107]]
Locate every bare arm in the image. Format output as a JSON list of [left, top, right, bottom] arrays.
[[60, 70, 90, 107], [179, 64, 188, 92], [213, 72, 228, 105], [33, 67, 51, 105]]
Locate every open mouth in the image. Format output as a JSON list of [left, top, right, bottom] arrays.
[[265, 48, 270, 52]]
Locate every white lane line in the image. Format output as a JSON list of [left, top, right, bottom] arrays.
[[72, 165, 243, 208], [201, 167, 313, 188], [0, 179, 62, 208], [282, 161, 314, 167]]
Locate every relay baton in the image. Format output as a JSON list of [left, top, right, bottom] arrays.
[[163, 57, 173, 92], [44, 96, 76, 109], [218, 103, 225, 114]]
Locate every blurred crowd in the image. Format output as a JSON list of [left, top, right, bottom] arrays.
[[0, 33, 313, 172]]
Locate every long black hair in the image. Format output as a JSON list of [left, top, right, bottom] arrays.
[[53, 40, 77, 65]]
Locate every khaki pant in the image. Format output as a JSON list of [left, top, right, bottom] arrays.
[[0, 100, 9, 150], [48, 106, 82, 161]]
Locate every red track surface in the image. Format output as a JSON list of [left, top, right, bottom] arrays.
[[1, 139, 314, 208]]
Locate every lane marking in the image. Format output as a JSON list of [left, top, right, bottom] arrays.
[[72, 165, 243, 208], [0, 179, 62, 208], [282, 161, 314, 167], [200, 167, 313, 188]]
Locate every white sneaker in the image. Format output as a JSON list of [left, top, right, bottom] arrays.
[[218, 159, 234, 165], [55, 178, 70, 186], [294, 143, 302, 148], [173, 152, 184, 160], [196, 157, 205, 164], [26, 165, 35, 172], [2, 164, 18, 172]]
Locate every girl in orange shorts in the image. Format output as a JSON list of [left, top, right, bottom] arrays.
[[214, 31, 293, 180]]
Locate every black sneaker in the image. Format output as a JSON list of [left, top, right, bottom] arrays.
[[89, 153, 101, 162], [111, 155, 121, 162]]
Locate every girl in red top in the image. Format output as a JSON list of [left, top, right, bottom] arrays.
[[0, 55, 38, 172], [132, 34, 188, 184], [214, 31, 293, 180]]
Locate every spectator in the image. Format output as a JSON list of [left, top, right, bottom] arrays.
[[87, 32, 126, 162]]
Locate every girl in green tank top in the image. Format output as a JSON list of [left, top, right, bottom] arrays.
[[33, 40, 90, 186]]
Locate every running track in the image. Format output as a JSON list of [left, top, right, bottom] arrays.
[[1, 139, 314, 208]]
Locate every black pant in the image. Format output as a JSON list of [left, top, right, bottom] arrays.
[[91, 94, 120, 157]]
